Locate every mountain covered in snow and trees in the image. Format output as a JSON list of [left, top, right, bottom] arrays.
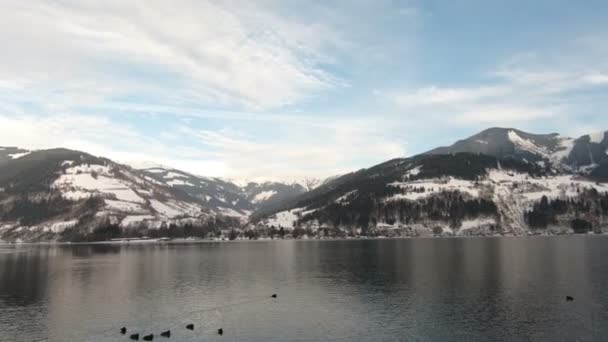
[[1, 127, 608, 242], [0, 147, 306, 242], [252, 128, 608, 237]]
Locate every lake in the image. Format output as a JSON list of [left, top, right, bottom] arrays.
[[1, 236, 608, 341]]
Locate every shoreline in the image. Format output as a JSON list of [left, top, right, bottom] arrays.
[[2, 232, 607, 246]]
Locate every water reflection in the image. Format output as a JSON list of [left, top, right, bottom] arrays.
[[1, 237, 608, 341]]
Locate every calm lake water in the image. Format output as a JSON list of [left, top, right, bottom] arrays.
[[1, 237, 608, 341]]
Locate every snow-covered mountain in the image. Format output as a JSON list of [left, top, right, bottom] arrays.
[[427, 127, 608, 177], [427, 128, 570, 162], [2, 127, 607, 241], [253, 128, 608, 237], [130, 164, 306, 213], [0, 148, 304, 242]]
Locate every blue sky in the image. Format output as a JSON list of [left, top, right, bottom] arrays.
[[0, 0, 607, 180]]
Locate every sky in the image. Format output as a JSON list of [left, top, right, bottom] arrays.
[[0, 0, 607, 181]]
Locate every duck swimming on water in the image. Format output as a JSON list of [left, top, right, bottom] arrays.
[[143, 334, 154, 341], [186, 324, 194, 330], [130, 333, 140, 340], [160, 330, 171, 338], [217, 328, 223, 335], [120, 327, 127, 334], [271, 294, 277, 298], [566, 296, 574, 301]]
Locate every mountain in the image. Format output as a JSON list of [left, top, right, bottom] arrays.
[[130, 164, 306, 213], [2, 127, 607, 242], [427, 127, 608, 177], [0, 148, 304, 242], [130, 164, 252, 216], [252, 128, 608, 237]]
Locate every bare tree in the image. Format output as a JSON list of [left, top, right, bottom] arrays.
[[303, 178, 320, 191]]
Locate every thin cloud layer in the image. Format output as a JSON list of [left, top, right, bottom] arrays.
[[0, 1, 607, 180], [0, 1, 341, 110]]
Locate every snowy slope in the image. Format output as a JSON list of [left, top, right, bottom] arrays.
[[254, 128, 608, 236], [131, 164, 306, 216], [257, 162, 608, 236], [132, 164, 250, 217], [2, 126, 607, 241], [427, 127, 608, 178], [0, 148, 243, 241]]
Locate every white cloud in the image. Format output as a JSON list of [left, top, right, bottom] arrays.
[[177, 120, 406, 181], [0, 112, 405, 181], [454, 105, 559, 124], [0, 0, 343, 111], [388, 85, 507, 106], [380, 48, 608, 129], [581, 73, 608, 85]]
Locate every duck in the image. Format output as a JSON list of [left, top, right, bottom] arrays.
[[160, 330, 171, 338], [217, 328, 224, 336], [143, 334, 154, 341], [130, 333, 140, 341], [186, 324, 194, 330], [120, 327, 127, 334], [566, 296, 574, 301], [271, 294, 277, 298]]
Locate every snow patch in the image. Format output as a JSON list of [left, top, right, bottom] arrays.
[[105, 200, 145, 212], [336, 190, 357, 203], [149, 199, 200, 218], [150, 200, 183, 218], [252, 190, 277, 203], [487, 169, 608, 202], [217, 207, 245, 218], [166, 179, 195, 186], [45, 220, 78, 233], [551, 136, 574, 162], [121, 215, 154, 227], [405, 166, 422, 177], [145, 168, 166, 173], [8, 151, 31, 159], [265, 208, 305, 229], [459, 218, 496, 231], [127, 161, 168, 170], [64, 164, 110, 175], [508, 130, 548, 157], [54, 165, 146, 204], [388, 177, 479, 201], [163, 171, 185, 179]]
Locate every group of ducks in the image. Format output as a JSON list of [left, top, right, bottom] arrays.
[[121, 324, 222, 341], [119, 293, 570, 340], [120, 294, 278, 340]]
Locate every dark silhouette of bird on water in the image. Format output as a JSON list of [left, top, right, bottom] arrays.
[[160, 330, 171, 338], [218, 328, 224, 336], [271, 294, 277, 298], [130, 333, 140, 340], [186, 324, 194, 330], [143, 334, 154, 341], [120, 327, 127, 334], [566, 296, 574, 301]]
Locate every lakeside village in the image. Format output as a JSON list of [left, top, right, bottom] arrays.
[[100, 219, 597, 244]]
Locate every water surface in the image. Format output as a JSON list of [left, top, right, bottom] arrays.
[[1, 237, 608, 341]]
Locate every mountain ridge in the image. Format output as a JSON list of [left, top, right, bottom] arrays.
[[0, 147, 305, 241], [251, 127, 608, 237], [2, 127, 608, 242]]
